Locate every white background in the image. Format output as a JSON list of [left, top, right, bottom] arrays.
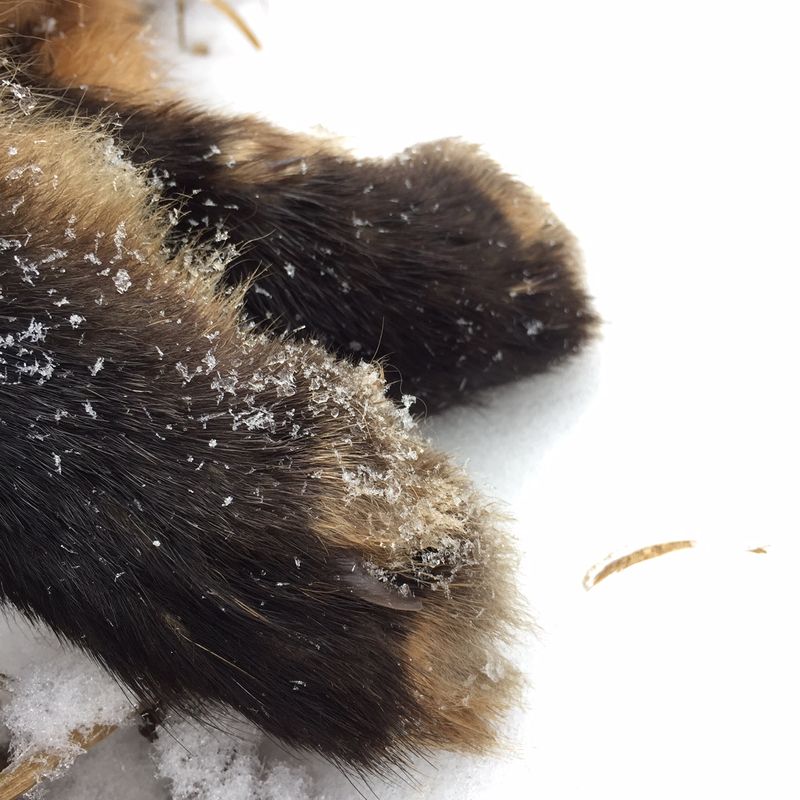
[[2, 1, 799, 797]]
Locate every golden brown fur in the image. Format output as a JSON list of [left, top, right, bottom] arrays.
[[1, 0, 157, 93]]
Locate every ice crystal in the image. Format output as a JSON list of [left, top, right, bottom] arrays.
[[113, 269, 132, 293]]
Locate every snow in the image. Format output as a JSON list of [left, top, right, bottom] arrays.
[[153, 719, 314, 800], [1, 0, 799, 798], [0, 645, 132, 789]]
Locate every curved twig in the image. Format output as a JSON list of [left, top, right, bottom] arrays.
[[0, 721, 120, 800]]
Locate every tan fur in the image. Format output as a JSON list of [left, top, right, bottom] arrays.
[[215, 125, 348, 183], [2, 0, 159, 94]]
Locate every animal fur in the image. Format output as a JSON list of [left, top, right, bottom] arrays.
[[0, 0, 597, 775]]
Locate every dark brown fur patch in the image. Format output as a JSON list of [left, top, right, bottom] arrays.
[[46, 97, 598, 411], [7, 0, 598, 411]]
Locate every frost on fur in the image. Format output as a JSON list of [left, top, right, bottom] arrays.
[[0, 77, 522, 772]]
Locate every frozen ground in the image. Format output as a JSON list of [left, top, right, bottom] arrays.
[[2, 1, 799, 797]]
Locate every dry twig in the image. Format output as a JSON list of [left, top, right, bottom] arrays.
[[177, 0, 262, 51], [0, 722, 120, 800], [583, 540, 697, 590], [583, 539, 770, 590]]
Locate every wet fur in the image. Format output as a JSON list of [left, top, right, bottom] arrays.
[[0, 0, 595, 774]]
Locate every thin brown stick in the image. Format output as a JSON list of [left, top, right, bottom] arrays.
[[583, 539, 772, 590], [0, 722, 121, 800], [204, 0, 262, 49], [583, 540, 696, 590], [177, 0, 187, 50]]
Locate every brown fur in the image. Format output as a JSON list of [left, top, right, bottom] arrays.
[[0, 0, 596, 774], [0, 81, 521, 769], [0, 0, 158, 93], [6, 0, 598, 411]]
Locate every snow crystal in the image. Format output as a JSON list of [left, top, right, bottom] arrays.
[[68, 314, 85, 328], [153, 720, 314, 800], [231, 407, 275, 431], [112, 222, 127, 256], [176, 361, 199, 382], [113, 269, 132, 294], [1, 79, 37, 114], [5, 163, 43, 181], [19, 318, 48, 344], [88, 357, 105, 376], [525, 319, 544, 337], [0, 236, 22, 251], [16, 255, 40, 285], [284, 263, 296, 278], [340, 462, 403, 503], [34, 16, 58, 35], [202, 351, 218, 372], [222, 496, 234, 507]]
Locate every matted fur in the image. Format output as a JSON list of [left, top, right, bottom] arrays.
[[0, 0, 595, 774]]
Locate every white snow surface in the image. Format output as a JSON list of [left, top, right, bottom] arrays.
[[2, 1, 800, 798], [0, 648, 133, 792], [152, 719, 315, 800]]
